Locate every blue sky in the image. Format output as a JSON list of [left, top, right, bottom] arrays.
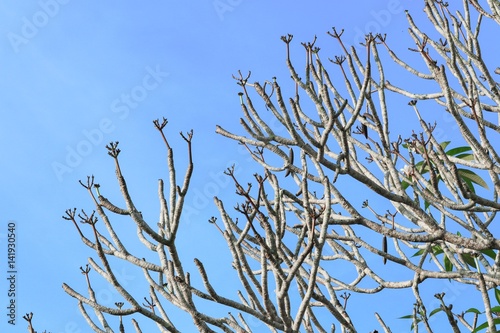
[[0, 1, 487, 332]]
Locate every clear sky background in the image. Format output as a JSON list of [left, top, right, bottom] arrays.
[[0, 1, 491, 332]]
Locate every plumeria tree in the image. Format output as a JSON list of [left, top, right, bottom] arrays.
[[28, 0, 500, 332]]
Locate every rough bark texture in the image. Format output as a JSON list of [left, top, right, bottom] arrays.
[[29, 1, 500, 332]]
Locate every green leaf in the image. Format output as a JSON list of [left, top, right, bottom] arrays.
[[398, 314, 414, 319], [465, 307, 482, 314], [472, 320, 489, 332], [432, 245, 444, 255], [416, 160, 430, 174], [444, 255, 453, 271], [463, 178, 476, 193], [429, 307, 442, 317], [412, 249, 424, 257], [462, 253, 477, 268], [472, 317, 500, 332], [424, 200, 431, 210], [491, 305, 500, 313], [440, 141, 451, 150], [446, 146, 472, 157], [481, 249, 496, 260], [412, 245, 443, 258], [455, 152, 474, 161], [495, 289, 500, 305], [458, 169, 489, 190]]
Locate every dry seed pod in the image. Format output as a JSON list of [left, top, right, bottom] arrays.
[[382, 235, 387, 265], [285, 147, 294, 177]]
